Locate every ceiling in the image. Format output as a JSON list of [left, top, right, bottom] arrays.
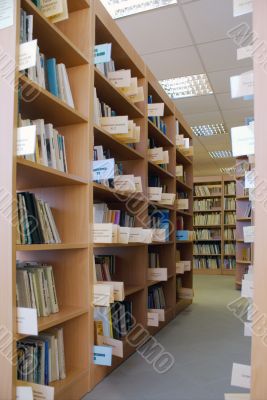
[[115, 0, 253, 176]]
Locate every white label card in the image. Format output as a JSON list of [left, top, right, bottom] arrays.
[[147, 103, 164, 117], [17, 383, 54, 400], [237, 45, 253, 60], [147, 312, 159, 327], [225, 395, 251, 400], [17, 307, 38, 336], [19, 39, 38, 71], [243, 225, 255, 243], [0, 0, 13, 30], [100, 116, 128, 134], [97, 335, 124, 358], [231, 125, 254, 157], [94, 43, 112, 64], [233, 0, 253, 17], [17, 126, 36, 156], [231, 363, 251, 389], [244, 322, 252, 337], [16, 387, 33, 400], [230, 71, 254, 98], [40, 0, 63, 18], [93, 158, 115, 181], [108, 69, 131, 88]]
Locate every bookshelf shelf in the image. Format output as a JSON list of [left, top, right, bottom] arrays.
[[16, 243, 89, 251], [176, 210, 193, 217], [151, 241, 174, 245], [176, 178, 192, 191], [236, 217, 252, 222], [176, 149, 193, 165], [148, 160, 174, 179], [175, 299, 192, 314], [94, 125, 144, 160], [193, 253, 221, 256], [93, 243, 147, 248], [94, 67, 144, 119], [194, 239, 221, 242], [176, 240, 193, 244], [148, 119, 174, 147], [148, 201, 175, 211], [51, 368, 89, 396], [194, 224, 221, 228], [93, 182, 146, 202], [236, 196, 249, 200], [68, 0, 90, 11], [17, 158, 88, 188], [193, 194, 221, 199], [21, 0, 89, 67], [236, 260, 252, 264], [224, 194, 236, 197], [125, 285, 144, 296], [37, 306, 88, 333], [19, 75, 89, 126], [194, 209, 222, 213]]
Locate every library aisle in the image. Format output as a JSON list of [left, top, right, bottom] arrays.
[[83, 276, 250, 400]]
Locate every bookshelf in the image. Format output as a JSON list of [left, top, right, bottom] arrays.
[[235, 156, 253, 289], [0, 0, 193, 398], [193, 176, 236, 275]]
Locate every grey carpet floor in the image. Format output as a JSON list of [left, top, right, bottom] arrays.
[[83, 275, 251, 400]]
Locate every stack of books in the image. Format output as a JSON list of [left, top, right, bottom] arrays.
[[16, 261, 59, 317], [194, 229, 221, 240], [224, 243, 236, 255], [94, 255, 116, 281], [194, 185, 221, 197], [224, 212, 236, 225], [193, 257, 221, 270], [17, 327, 66, 385], [193, 213, 221, 226], [224, 228, 236, 240], [94, 203, 135, 227], [149, 251, 160, 268], [224, 182, 236, 195], [148, 285, 166, 309], [224, 198, 236, 210], [18, 117, 68, 172], [194, 198, 221, 211], [193, 243, 220, 255], [17, 192, 61, 244]]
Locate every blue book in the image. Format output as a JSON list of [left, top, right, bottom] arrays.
[[46, 58, 59, 98], [176, 230, 190, 241]]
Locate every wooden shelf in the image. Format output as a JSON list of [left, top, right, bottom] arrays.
[[17, 158, 88, 189], [148, 200, 174, 211], [148, 119, 174, 147], [52, 368, 89, 396], [194, 224, 221, 228], [224, 224, 236, 228], [236, 260, 252, 264], [125, 285, 144, 296], [19, 75, 88, 126], [176, 209, 193, 216], [148, 161, 174, 179], [224, 194, 236, 197], [193, 194, 222, 199], [176, 178, 192, 191], [17, 243, 88, 251], [94, 124, 144, 160], [176, 240, 193, 244], [193, 209, 222, 213], [176, 149, 193, 165], [236, 196, 249, 200], [21, 0, 89, 67], [193, 253, 221, 256], [68, 0, 90, 12], [193, 269, 221, 275], [175, 299, 192, 314], [236, 217, 252, 221], [94, 243, 147, 247], [194, 239, 221, 242], [93, 182, 146, 202], [38, 306, 88, 332], [94, 67, 144, 119], [150, 241, 174, 245]]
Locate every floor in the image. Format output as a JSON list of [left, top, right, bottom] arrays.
[[83, 275, 251, 400]]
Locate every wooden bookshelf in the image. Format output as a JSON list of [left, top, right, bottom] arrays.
[[193, 176, 236, 275], [0, 0, 193, 398]]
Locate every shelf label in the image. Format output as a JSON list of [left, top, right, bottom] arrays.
[[128, 86, 145, 103], [17, 307, 38, 336], [231, 125, 254, 157], [100, 116, 128, 134], [230, 71, 254, 98], [114, 174, 136, 193], [237, 45, 253, 60], [231, 363, 251, 389], [147, 268, 168, 281], [241, 279, 254, 299], [19, 39, 37, 71], [97, 336, 124, 358], [93, 283, 113, 306], [93, 158, 114, 181], [121, 77, 138, 96], [93, 345, 112, 366], [244, 322, 252, 337], [16, 387, 33, 400], [176, 199, 189, 210], [40, 0, 63, 18], [108, 69, 131, 88], [17, 383, 54, 400], [159, 193, 176, 205], [134, 176, 143, 193], [148, 309, 165, 322], [243, 225, 255, 243], [141, 228, 153, 244], [17, 126, 36, 156], [233, 0, 253, 17], [147, 312, 159, 327], [94, 43, 112, 64], [148, 103, 164, 117], [0, 0, 13, 30], [148, 187, 163, 201]]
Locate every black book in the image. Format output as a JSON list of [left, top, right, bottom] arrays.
[[20, 192, 41, 244]]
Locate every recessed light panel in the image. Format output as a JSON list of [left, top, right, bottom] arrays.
[[192, 123, 228, 137], [100, 0, 177, 19], [159, 74, 213, 99], [220, 167, 236, 174], [209, 150, 232, 159]]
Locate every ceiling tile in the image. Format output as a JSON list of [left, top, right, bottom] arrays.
[[197, 39, 252, 72], [143, 46, 204, 80], [184, 111, 223, 126], [117, 5, 193, 55], [182, 0, 252, 44], [222, 107, 254, 127], [216, 92, 254, 110], [208, 67, 251, 94], [173, 94, 219, 115]]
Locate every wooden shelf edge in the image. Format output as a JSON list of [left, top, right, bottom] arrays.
[[17, 243, 89, 251]]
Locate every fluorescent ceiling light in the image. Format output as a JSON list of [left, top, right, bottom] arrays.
[[209, 150, 232, 159], [100, 0, 177, 19], [220, 167, 236, 174], [192, 123, 228, 137], [159, 74, 213, 99]]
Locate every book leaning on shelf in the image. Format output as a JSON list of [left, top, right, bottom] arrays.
[[17, 327, 66, 385], [20, 9, 74, 108], [18, 117, 68, 173], [16, 261, 59, 317], [17, 192, 61, 244]]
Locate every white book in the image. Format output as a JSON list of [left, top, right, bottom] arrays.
[[59, 63, 74, 108], [44, 202, 61, 243], [44, 124, 57, 169], [43, 265, 59, 313], [52, 129, 61, 171], [57, 327, 66, 379], [32, 119, 48, 167]]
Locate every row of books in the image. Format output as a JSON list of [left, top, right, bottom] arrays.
[[224, 228, 236, 240], [176, 165, 187, 183], [239, 246, 251, 261], [148, 95, 167, 135], [224, 212, 236, 225], [194, 184, 222, 197], [148, 209, 170, 242], [224, 182, 236, 195], [18, 117, 68, 173], [17, 192, 61, 245], [95, 255, 116, 282], [94, 302, 133, 340], [193, 213, 221, 226], [224, 258, 236, 270], [16, 261, 59, 317], [193, 198, 221, 211], [148, 176, 167, 193], [193, 257, 221, 270], [20, 9, 74, 107], [148, 285, 166, 309], [149, 252, 161, 268], [224, 243, 236, 255], [193, 244, 220, 255], [17, 327, 66, 385], [94, 203, 135, 227], [194, 229, 221, 240], [224, 198, 236, 211]]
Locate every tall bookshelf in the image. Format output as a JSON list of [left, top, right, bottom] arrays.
[[0, 1, 193, 398], [235, 156, 253, 289], [193, 176, 236, 275]]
